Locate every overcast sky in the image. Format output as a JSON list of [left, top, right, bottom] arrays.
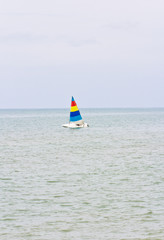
[[0, 0, 164, 108]]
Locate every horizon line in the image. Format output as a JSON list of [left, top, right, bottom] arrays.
[[0, 107, 164, 110]]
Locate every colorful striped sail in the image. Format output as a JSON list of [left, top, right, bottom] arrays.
[[70, 96, 83, 122]]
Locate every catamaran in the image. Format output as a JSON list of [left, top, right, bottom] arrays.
[[62, 96, 89, 128]]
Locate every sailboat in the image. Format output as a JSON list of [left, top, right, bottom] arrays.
[[62, 96, 89, 128]]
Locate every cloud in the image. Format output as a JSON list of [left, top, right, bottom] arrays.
[[0, 31, 99, 48], [61, 38, 99, 47], [0, 33, 48, 43], [103, 21, 139, 31], [0, 12, 59, 17]]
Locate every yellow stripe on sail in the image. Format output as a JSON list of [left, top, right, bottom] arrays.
[[71, 106, 79, 112]]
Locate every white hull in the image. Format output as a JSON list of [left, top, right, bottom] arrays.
[[62, 122, 89, 129]]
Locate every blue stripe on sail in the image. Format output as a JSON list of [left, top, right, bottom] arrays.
[[72, 96, 75, 102], [70, 115, 82, 122], [70, 110, 81, 117]]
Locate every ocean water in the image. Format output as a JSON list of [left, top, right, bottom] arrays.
[[0, 108, 164, 240]]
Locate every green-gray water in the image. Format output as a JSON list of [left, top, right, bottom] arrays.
[[0, 109, 164, 240]]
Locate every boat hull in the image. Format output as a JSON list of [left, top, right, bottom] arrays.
[[62, 122, 89, 129]]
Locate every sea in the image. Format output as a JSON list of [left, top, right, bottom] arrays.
[[0, 108, 164, 240]]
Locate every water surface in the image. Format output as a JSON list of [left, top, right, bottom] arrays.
[[0, 108, 164, 239]]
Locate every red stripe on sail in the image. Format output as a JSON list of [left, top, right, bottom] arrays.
[[71, 101, 77, 106]]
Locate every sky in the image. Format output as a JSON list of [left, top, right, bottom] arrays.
[[0, 0, 164, 108]]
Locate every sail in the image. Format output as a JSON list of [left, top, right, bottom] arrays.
[[70, 96, 83, 123]]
